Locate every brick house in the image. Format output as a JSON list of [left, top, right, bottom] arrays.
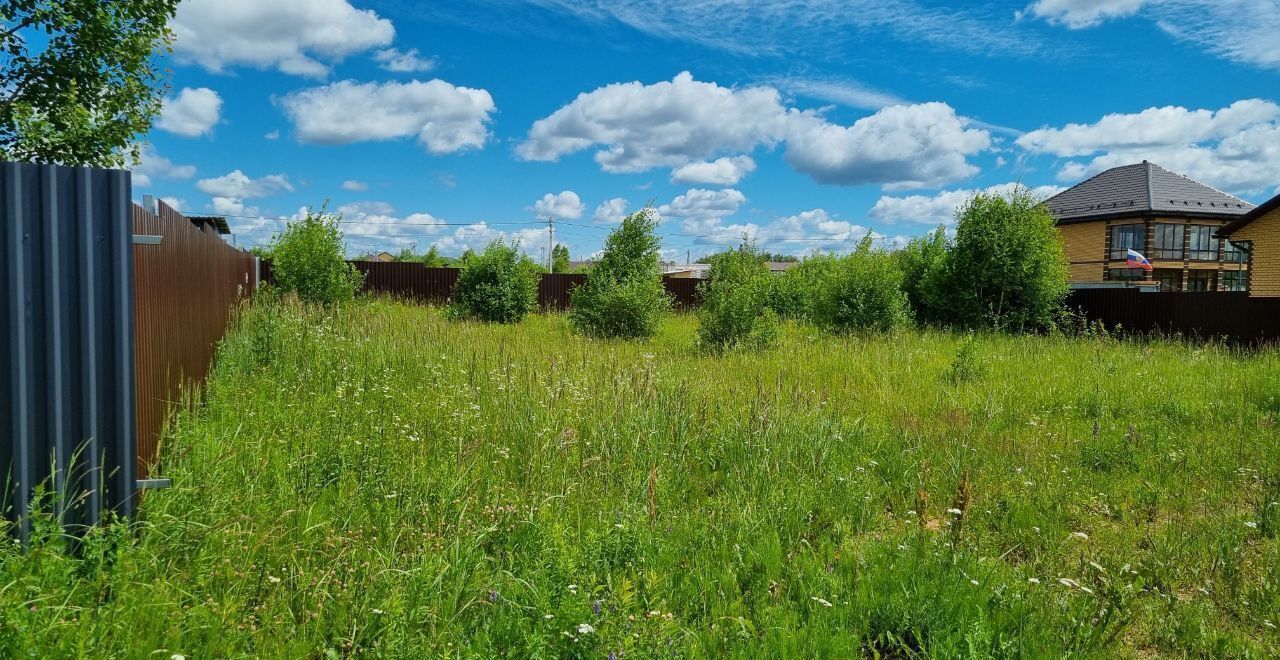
[[1045, 161, 1254, 291], [1217, 192, 1280, 297]]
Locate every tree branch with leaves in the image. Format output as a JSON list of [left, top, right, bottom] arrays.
[[1, 0, 179, 167]]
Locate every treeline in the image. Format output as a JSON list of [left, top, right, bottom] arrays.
[[264, 186, 1070, 350]]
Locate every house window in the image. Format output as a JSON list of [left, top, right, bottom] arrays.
[[1106, 267, 1146, 282], [1153, 224, 1185, 260], [1223, 240, 1247, 264], [1223, 270, 1248, 292], [1109, 224, 1144, 260], [1152, 268, 1183, 291], [1185, 270, 1216, 292], [1187, 226, 1219, 261]]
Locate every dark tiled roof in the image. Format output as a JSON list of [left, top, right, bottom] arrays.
[[1045, 161, 1254, 223]]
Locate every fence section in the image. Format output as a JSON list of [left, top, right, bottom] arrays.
[[354, 261, 458, 304], [540, 273, 587, 309], [133, 201, 257, 476], [261, 260, 704, 309], [2, 162, 137, 539], [1067, 289, 1280, 343], [664, 277, 702, 309]]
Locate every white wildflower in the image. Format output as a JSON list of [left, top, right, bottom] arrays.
[[1028, 577, 1040, 584], [810, 597, 833, 607], [1070, 531, 1089, 541], [947, 508, 963, 516], [577, 623, 595, 634], [1244, 521, 1258, 529]]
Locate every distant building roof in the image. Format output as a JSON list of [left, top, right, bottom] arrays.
[[1044, 161, 1253, 223], [186, 214, 231, 235]]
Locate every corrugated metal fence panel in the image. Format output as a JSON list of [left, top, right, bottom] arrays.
[[133, 201, 256, 477], [663, 277, 702, 309], [540, 273, 587, 309], [353, 262, 458, 304], [1067, 289, 1280, 344], [262, 260, 706, 310], [2, 162, 136, 539]]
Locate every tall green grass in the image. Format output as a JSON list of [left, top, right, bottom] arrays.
[[3, 297, 1278, 657]]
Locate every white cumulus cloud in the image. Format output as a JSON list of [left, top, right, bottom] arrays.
[[374, 48, 436, 72], [172, 0, 395, 77], [341, 179, 369, 191], [658, 188, 749, 236], [197, 170, 294, 198], [757, 209, 878, 253], [157, 87, 223, 137], [519, 72, 989, 190], [279, 79, 496, 154], [431, 222, 549, 257], [592, 198, 629, 224], [869, 183, 1067, 226], [131, 147, 196, 188], [533, 191, 586, 219], [671, 156, 757, 186], [519, 72, 789, 173], [1016, 99, 1280, 156], [1016, 99, 1280, 194], [784, 102, 991, 190]]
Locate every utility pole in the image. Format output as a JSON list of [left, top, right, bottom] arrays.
[[546, 215, 555, 272]]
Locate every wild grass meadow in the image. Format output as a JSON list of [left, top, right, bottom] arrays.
[[3, 297, 1279, 657]]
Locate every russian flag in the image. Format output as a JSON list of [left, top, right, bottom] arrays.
[[1126, 248, 1153, 271]]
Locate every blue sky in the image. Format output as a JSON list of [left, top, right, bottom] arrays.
[[137, 0, 1280, 262]]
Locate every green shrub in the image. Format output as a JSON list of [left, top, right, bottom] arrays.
[[894, 227, 949, 326], [943, 334, 984, 384], [570, 208, 670, 339], [269, 207, 364, 305], [937, 186, 1069, 331], [697, 244, 779, 351], [811, 235, 912, 333], [449, 239, 541, 323], [769, 253, 838, 321]]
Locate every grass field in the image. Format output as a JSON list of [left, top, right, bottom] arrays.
[[3, 297, 1279, 657]]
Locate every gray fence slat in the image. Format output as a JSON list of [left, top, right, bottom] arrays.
[[1, 162, 136, 541]]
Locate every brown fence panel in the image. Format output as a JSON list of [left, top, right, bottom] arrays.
[[353, 262, 458, 304], [1067, 289, 1280, 344], [261, 260, 713, 310], [133, 201, 256, 476], [663, 277, 703, 309], [540, 273, 587, 309]]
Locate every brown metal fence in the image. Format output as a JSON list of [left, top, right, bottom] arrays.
[[133, 201, 257, 476], [1066, 289, 1280, 344], [540, 273, 587, 309], [355, 261, 458, 303], [260, 261, 705, 309]]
